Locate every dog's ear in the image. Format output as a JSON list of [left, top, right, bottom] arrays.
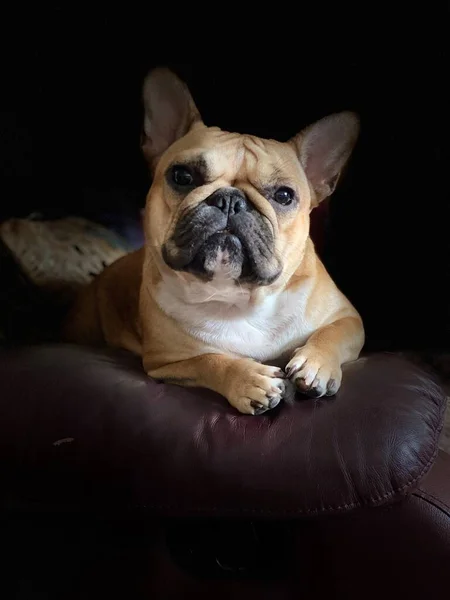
[[141, 68, 202, 171], [291, 111, 359, 207]]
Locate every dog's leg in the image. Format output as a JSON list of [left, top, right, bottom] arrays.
[[147, 354, 287, 415], [285, 316, 364, 398]]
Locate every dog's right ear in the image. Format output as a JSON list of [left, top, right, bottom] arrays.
[[141, 68, 202, 172]]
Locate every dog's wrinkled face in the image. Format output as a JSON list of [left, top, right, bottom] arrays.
[[158, 129, 309, 286], [141, 69, 359, 288]]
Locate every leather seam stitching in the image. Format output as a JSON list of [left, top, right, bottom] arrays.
[[412, 490, 450, 517], [127, 443, 441, 516]]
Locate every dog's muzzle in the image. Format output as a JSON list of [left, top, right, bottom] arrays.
[[162, 187, 281, 285]]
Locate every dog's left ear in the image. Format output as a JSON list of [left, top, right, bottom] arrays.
[[291, 111, 360, 207], [141, 68, 203, 171]]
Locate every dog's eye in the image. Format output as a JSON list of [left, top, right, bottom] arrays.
[[274, 187, 295, 206], [171, 165, 194, 187]]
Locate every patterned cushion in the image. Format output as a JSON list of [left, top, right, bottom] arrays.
[[0, 215, 142, 344]]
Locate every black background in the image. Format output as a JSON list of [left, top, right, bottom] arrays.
[[1, 9, 449, 352]]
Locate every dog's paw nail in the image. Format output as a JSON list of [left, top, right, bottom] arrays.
[[326, 378, 339, 396], [275, 369, 286, 378], [268, 396, 281, 409], [250, 400, 264, 409], [294, 377, 308, 392], [306, 377, 325, 398], [250, 400, 269, 415], [285, 366, 295, 378], [286, 364, 303, 379], [306, 387, 322, 398]]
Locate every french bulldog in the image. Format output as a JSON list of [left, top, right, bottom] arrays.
[[64, 67, 365, 415]]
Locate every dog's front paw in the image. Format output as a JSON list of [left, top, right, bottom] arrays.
[[227, 361, 287, 415], [285, 346, 342, 398]]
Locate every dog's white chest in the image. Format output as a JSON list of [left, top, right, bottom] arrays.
[[155, 276, 316, 362]]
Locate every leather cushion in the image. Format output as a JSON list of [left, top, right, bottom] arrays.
[[0, 345, 446, 517]]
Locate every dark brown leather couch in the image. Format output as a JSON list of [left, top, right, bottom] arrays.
[[2, 344, 449, 599]]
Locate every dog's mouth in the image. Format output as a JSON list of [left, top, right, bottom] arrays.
[[161, 198, 282, 286], [190, 231, 246, 280]]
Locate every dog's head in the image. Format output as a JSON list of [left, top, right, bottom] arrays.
[[141, 68, 359, 287]]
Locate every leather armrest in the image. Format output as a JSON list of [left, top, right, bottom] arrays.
[[413, 450, 450, 517], [0, 345, 446, 517]]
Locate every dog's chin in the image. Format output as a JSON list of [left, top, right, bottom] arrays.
[[188, 232, 244, 280], [162, 232, 281, 286]]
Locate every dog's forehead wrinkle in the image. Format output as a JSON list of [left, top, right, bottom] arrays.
[[243, 135, 269, 153], [181, 131, 294, 187], [239, 137, 291, 179]]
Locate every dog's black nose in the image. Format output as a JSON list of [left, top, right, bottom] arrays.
[[206, 188, 248, 216]]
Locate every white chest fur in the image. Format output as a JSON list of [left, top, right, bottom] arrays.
[[154, 271, 318, 363]]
